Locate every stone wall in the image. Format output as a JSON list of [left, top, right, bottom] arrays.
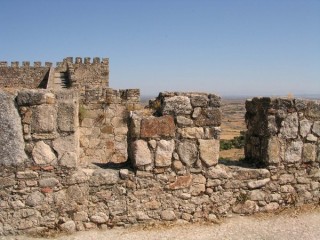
[[79, 88, 140, 165], [245, 97, 320, 167], [0, 89, 320, 236], [64, 57, 109, 100], [0, 62, 51, 89], [0, 89, 80, 169], [129, 92, 222, 171]]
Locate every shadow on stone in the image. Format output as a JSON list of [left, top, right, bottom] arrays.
[[218, 157, 266, 169], [93, 161, 131, 170]]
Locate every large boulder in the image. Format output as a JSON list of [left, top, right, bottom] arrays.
[[0, 90, 28, 166]]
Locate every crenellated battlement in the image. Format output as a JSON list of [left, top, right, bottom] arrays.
[[0, 57, 109, 90], [62, 56, 109, 65], [0, 61, 52, 68]]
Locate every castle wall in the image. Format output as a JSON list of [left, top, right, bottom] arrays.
[[1, 91, 320, 235], [245, 97, 320, 167], [64, 57, 109, 99], [0, 62, 51, 89], [0, 74, 319, 235], [79, 88, 140, 166], [129, 92, 222, 171]]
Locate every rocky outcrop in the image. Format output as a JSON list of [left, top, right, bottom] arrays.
[[0, 90, 27, 166]]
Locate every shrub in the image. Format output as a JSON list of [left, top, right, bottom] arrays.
[[220, 132, 245, 150]]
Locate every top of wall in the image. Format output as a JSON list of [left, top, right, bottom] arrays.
[[0, 61, 51, 89], [0, 57, 109, 90]]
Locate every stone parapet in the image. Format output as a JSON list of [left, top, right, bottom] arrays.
[[0, 160, 319, 235], [13, 89, 79, 168], [0, 61, 50, 89], [129, 92, 221, 172], [245, 97, 320, 167]]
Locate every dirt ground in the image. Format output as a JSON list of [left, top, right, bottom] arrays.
[[2, 205, 320, 240]]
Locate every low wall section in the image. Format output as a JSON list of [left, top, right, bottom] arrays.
[[79, 88, 140, 165], [0, 92, 319, 236]]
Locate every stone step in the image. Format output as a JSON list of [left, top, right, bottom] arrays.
[[54, 72, 67, 77]]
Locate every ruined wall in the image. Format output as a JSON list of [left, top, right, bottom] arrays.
[[79, 88, 140, 165], [0, 62, 51, 89], [0, 89, 80, 169], [245, 97, 320, 166], [129, 92, 222, 171], [0, 89, 320, 236]]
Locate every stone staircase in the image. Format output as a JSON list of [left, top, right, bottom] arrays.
[[53, 72, 69, 89]]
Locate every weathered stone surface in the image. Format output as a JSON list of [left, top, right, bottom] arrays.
[[0, 177, 16, 188], [305, 101, 320, 120], [232, 200, 258, 214], [312, 121, 320, 136], [161, 96, 192, 115], [160, 210, 176, 221], [16, 89, 54, 106], [0, 90, 27, 166], [194, 108, 221, 127], [136, 211, 150, 221], [280, 113, 298, 138], [39, 177, 59, 187], [131, 140, 152, 167], [261, 202, 279, 212], [177, 141, 198, 166], [67, 170, 89, 185], [190, 95, 208, 107], [90, 169, 119, 186], [279, 174, 295, 185], [247, 178, 270, 189], [16, 171, 39, 179], [178, 127, 204, 139], [31, 105, 56, 133], [204, 126, 221, 139], [57, 101, 78, 132], [155, 140, 175, 167], [73, 211, 88, 222], [26, 191, 44, 207], [267, 137, 281, 164], [59, 152, 77, 168], [148, 140, 157, 149], [306, 134, 317, 142], [302, 143, 316, 162], [267, 115, 277, 134], [199, 139, 219, 167], [191, 174, 206, 196], [176, 116, 193, 127], [300, 119, 311, 137], [285, 140, 303, 163], [208, 94, 221, 107], [192, 107, 202, 118], [32, 141, 57, 165], [52, 135, 78, 159], [233, 168, 270, 180], [140, 116, 175, 138], [90, 213, 109, 224], [249, 190, 265, 201], [168, 175, 192, 190], [60, 221, 76, 233], [145, 200, 161, 210], [207, 165, 230, 179], [172, 160, 183, 171]]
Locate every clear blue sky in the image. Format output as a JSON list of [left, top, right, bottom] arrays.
[[1, 0, 319, 97]]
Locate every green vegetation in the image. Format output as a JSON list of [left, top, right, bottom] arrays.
[[220, 132, 245, 150]]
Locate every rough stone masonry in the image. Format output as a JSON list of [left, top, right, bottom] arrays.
[[0, 57, 319, 236]]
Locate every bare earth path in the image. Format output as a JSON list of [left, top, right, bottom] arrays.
[[2, 207, 320, 240]]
